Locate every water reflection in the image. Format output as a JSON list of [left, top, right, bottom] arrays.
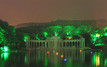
[[105, 59, 107, 67], [1, 52, 10, 61], [25, 49, 85, 67], [91, 52, 103, 67], [0, 50, 107, 67]]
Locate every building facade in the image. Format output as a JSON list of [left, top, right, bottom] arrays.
[[25, 36, 85, 49]]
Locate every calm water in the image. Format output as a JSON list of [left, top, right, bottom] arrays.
[[0, 49, 107, 67]]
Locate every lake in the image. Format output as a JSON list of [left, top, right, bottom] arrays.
[[0, 49, 107, 67]]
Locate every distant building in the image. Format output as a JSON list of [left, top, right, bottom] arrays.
[[25, 36, 85, 50]]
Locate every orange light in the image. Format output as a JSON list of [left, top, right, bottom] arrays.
[[47, 51, 49, 55], [100, 50, 102, 52], [80, 50, 82, 53], [68, 37, 71, 39], [53, 51, 55, 53], [61, 55, 63, 58], [56, 52, 58, 56]]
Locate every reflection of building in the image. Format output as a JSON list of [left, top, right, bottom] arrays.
[[25, 50, 85, 65], [25, 36, 85, 50]]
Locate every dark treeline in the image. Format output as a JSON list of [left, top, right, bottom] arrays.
[[0, 20, 16, 47], [16, 20, 97, 34]]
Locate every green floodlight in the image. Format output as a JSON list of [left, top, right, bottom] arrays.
[[4, 46, 9, 51], [24, 35, 29, 42], [104, 33, 107, 36], [55, 32, 58, 36], [43, 32, 48, 37], [0, 46, 9, 52]]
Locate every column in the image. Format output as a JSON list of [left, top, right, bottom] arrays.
[[77, 41, 78, 48], [65, 42, 66, 48], [32, 42, 33, 48], [36, 42, 37, 47], [74, 41, 75, 47], [45, 42, 47, 47], [83, 39, 85, 47]]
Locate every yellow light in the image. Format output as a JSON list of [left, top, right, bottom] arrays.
[[61, 55, 63, 58], [96, 56, 100, 66], [96, 34, 100, 37], [56, 52, 58, 56]]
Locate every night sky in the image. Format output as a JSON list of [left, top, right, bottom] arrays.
[[0, 0, 107, 25]]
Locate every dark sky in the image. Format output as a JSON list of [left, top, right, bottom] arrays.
[[0, 0, 107, 25]]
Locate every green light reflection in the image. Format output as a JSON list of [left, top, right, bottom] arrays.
[[1, 52, 10, 61], [44, 58, 48, 67], [24, 56, 27, 64], [91, 52, 102, 66], [104, 59, 107, 66]]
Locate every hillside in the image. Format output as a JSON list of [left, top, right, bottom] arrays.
[[15, 20, 107, 34]]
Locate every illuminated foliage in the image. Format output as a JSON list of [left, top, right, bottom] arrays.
[[24, 34, 29, 42], [0, 20, 16, 46], [104, 27, 107, 36], [104, 27, 107, 32], [22, 25, 107, 46], [0, 46, 10, 52], [90, 29, 104, 46], [63, 25, 75, 35], [35, 34, 40, 40], [46, 26, 62, 36], [0, 27, 5, 44], [43, 32, 48, 37], [75, 25, 92, 36]]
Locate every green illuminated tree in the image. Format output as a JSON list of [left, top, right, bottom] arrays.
[[0, 20, 16, 47], [75, 25, 92, 36], [7, 26, 16, 43], [46, 26, 62, 37], [90, 29, 104, 46], [63, 25, 75, 35], [104, 27, 107, 36], [0, 27, 5, 45]]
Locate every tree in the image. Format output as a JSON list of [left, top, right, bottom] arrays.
[[0, 19, 16, 46], [0, 27, 5, 46], [45, 26, 62, 37], [6, 26, 16, 43]]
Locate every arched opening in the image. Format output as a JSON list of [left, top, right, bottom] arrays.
[[30, 42, 32, 48], [43, 42, 45, 47], [37, 42, 39, 47], [75, 42, 77, 47], [67, 42, 69, 47], [40, 42, 42, 47], [63, 42, 65, 47], [70, 42, 71, 47], [47, 42, 48, 47], [60, 42, 62, 47], [35, 42, 36, 47], [73, 42, 74, 46]]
